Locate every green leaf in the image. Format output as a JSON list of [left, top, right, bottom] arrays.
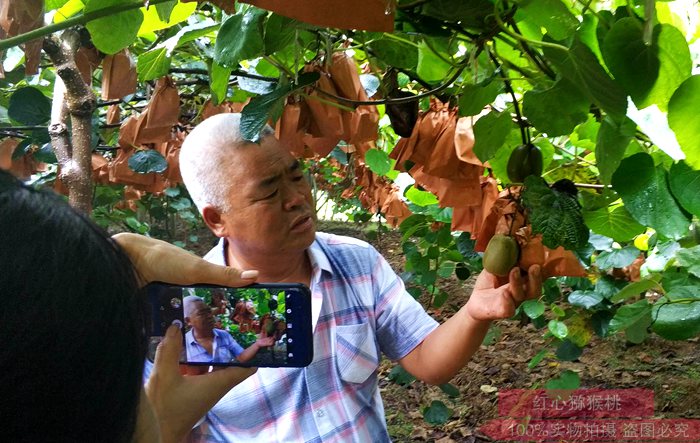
[[668, 75, 700, 170], [568, 290, 604, 309], [388, 364, 415, 385], [669, 161, 700, 217], [368, 38, 418, 70], [33, 143, 57, 164], [423, 400, 452, 425], [365, 149, 391, 176], [522, 176, 590, 250], [602, 20, 689, 110], [595, 276, 620, 299], [472, 111, 512, 163], [420, 0, 491, 29], [237, 68, 276, 95], [458, 81, 501, 117], [595, 116, 636, 185], [439, 383, 460, 398], [417, 40, 452, 83], [610, 275, 662, 303], [582, 205, 645, 243], [612, 153, 690, 239], [518, 0, 579, 41], [625, 312, 651, 344], [137, 47, 171, 82], [522, 300, 545, 319], [481, 325, 502, 346], [240, 72, 319, 142], [608, 299, 652, 334], [548, 319, 568, 339], [675, 245, 700, 278], [214, 9, 266, 68], [264, 14, 297, 55], [138, 1, 195, 36], [652, 287, 700, 340], [210, 62, 231, 105], [46, 0, 70, 10], [437, 262, 455, 278], [645, 241, 681, 272], [8, 87, 51, 125], [595, 246, 640, 270], [543, 37, 627, 119], [128, 150, 168, 174], [545, 370, 580, 390], [528, 348, 548, 369], [84, 0, 144, 54], [155, 0, 177, 22], [556, 340, 583, 361], [522, 78, 589, 136], [405, 186, 439, 206], [662, 269, 700, 292], [577, 13, 604, 62]]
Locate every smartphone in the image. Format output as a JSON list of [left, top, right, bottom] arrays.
[[146, 283, 313, 367]]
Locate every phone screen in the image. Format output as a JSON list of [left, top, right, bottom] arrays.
[[147, 283, 313, 367]]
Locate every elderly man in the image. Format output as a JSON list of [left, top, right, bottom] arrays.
[[179, 113, 542, 442]]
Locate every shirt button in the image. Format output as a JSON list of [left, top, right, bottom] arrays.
[[316, 409, 325, 418]]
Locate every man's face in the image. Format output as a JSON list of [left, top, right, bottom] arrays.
[[187, 301, 215, 334], [217, 136, 316, 257]]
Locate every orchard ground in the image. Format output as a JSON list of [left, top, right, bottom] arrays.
[[186, 221, 700, 442]]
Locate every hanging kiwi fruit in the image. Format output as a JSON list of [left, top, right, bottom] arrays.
[[482, 234, 520, 277], [506, 143, 543, 183]]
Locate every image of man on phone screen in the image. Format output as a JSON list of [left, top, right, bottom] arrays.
[[178, 113, 542, 442], [184, 295, 274, 364]]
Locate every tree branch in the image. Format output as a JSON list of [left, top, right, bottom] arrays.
[[43, 32, 97, 214], [0, 0, 176, 51]]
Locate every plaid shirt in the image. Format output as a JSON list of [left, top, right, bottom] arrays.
[[185, 328, 245, 363], [188, 233, 439, 443]]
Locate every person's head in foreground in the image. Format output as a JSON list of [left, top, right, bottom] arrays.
[[0, 169, 147, 442], [179, 113, 317, 268]]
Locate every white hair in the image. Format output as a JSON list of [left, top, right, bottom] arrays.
[[183, 295, 204, 318], [179, 113, 275, 213]]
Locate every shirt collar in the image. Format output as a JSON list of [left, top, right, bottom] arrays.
[[307, 236, 333, 280], [208, 235, 334, 278]]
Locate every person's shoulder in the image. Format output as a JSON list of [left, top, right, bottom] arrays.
[[213, 328, 234, 340], [314, 232, 381, 272], [315, 231, 372, 250]]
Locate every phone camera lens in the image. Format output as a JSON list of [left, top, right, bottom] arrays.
[[170, 298, 182, 309], [171, 319, 183, 329]]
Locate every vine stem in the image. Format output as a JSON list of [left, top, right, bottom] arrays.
[[0, 0, 176, 51], [492, 0, 569, 53], [487, 49, 528, 146]]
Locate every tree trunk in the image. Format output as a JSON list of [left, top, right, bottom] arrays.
[[43, 31, 96, 214]]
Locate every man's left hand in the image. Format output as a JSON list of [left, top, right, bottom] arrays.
[[146, 325, 256, 442]]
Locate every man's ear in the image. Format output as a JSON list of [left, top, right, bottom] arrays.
[[202, 204, 227, 237]]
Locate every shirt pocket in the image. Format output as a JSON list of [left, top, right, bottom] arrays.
[[335, 323, 379, 384]]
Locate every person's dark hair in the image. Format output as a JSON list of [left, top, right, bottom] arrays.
[[0, 170, 147, 442]]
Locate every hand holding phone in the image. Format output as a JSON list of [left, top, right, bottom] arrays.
[[147, 283, 313, 368]]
